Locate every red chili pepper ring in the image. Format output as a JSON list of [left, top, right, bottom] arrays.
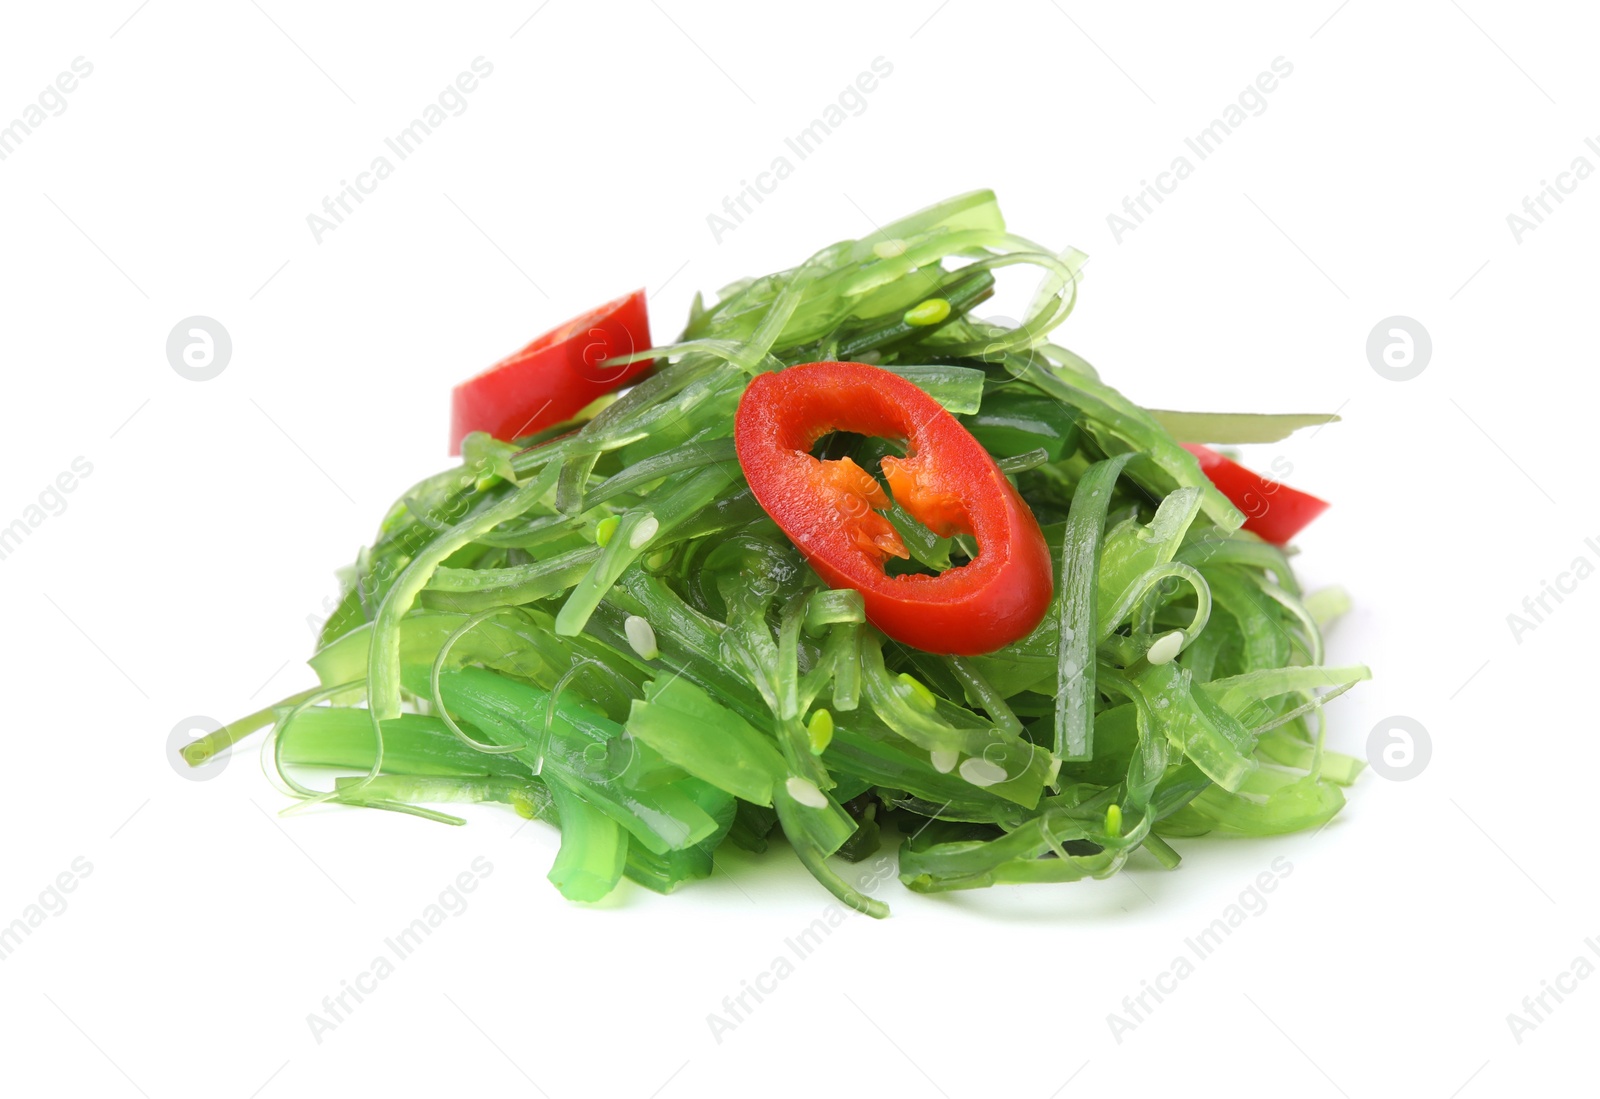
[[734, 361, 1053, 655]]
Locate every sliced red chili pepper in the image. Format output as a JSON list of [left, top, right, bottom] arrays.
[[1182, 443, 1329, 546], [449, 290, 652, 455], [735, 361, 1053, 655]]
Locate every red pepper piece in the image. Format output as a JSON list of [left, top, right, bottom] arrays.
[[735, 361, 1053, 655], [1182, 443, 1330, 546], [449, 290, 651, 454]]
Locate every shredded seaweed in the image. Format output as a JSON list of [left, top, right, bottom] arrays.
[[187, 191, 1364, 914]]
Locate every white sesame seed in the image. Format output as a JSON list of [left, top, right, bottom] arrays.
[[930, 749, 958, 773], [785, 776, 828, 809], [959, 758, 1008, 787], [624, 615, 659, 660], [628, 514, 659, 549], [1146, 630, 1184, 665]]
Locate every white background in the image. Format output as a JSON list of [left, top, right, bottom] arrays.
[[1, 1, 1594, 1095]]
